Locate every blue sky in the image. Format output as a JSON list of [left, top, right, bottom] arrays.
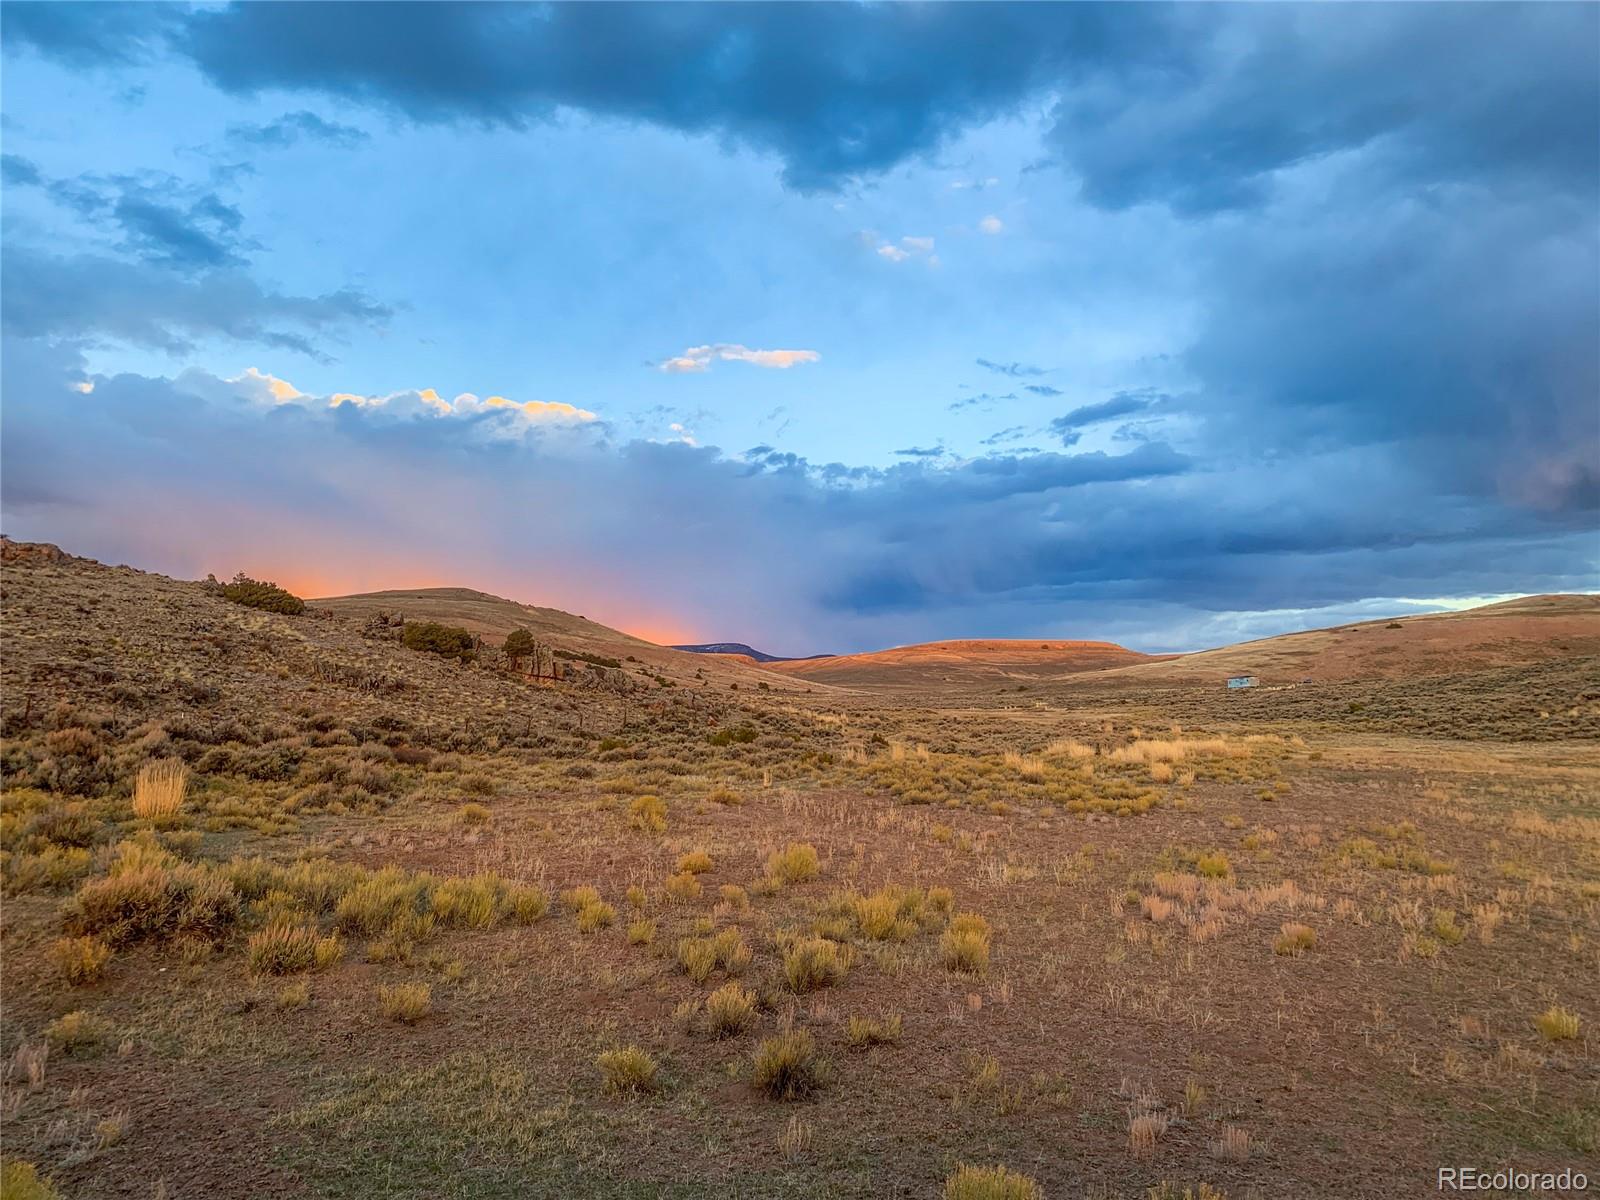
[[2, 3, 1596, 653]]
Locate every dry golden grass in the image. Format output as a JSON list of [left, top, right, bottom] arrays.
[[131, 758, 187, 819], [1044, 738, 1096, 760], [505, 884, 548, 924], [1001, 750, 1045, 779], [596, 1046, 659, 1094], [1108, 738, 1237, 764], [431, 875, 500, 928], [704, 981, 758, 1037], [627, 919, 655, 946], [377, 982, 431, 1023], [628, 794, 667, 833], [783, 937, 850, 992], [943, 1163, 1042, 1199], [276, 980, 310, 1010], [1212, 1124, 1252, 1161], [1127, 1109, 1169, 1156], [0, 1160, 63, 1200], [664, 871, 702, 902], [247, 920, 342, 974], [676, 849, 714, 875], [560, 885, 602, 912], [752, 1029, 823, 1100], [777, 1113, 814, 1161], [845, 1012, 902, 1048], [1534, 1006, 1581, 1041], [1273, 922, 1316, 956], [44, 1010, 112, 1054], [48, 936, 111, 985], [941, 913, 992, 976], [766, 842, 821, 884]]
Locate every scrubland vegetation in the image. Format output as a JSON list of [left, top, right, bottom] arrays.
[[1, 549, 1595, 1197]]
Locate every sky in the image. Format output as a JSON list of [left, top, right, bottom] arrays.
[[1, 2, 1597, 655]]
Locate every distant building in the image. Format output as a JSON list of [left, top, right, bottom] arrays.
[[1227, 675, 1258, 689]]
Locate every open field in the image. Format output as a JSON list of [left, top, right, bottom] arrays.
[[3, 545, 1596, 1199]]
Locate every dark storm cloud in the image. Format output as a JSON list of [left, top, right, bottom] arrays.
[[1, 247, 390, 359], [8, 4, 1594, 212], [110, 190, 248, 269], [179, 2, 1178, 192], [1049, 390, 1164, 440], [1, 153, 42, 186], [0, 1, 185, 68], [8, 161, 255, 270], [1184, 185, 1600, 514], [1049, 4, 1600, 214]]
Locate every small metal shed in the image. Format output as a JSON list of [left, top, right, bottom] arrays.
[[1226, 675, 1258, 689]]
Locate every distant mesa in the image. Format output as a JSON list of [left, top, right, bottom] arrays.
[[672, 642, 834, 664]]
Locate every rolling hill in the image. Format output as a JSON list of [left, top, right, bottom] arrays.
[[1092, 594, 1600, 686], [309, 588, 815, 690], [763, 638, 1165, 688]]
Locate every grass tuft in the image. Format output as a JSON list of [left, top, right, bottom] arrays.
[[131, 759, 188, 820], [45, 1010, 112, 1054], [49, 935, 112, 985], [676, 850, 714, 875], [783, 937, 850, 992], [846, 1012, 902, 1048], [766, 843, 821, 885], [752, 1030, 823, 1100], [941, 913, 992, 976], [596, 1046, 659, 1094], [943, 1163, 1042, 1200], [378, 982, 431, 1023], [629, 794, 667, 833], [705, 981, 758, 1037], [248, 920, 342, 974], [1273, 922, 1316, 956], [1535, 1006, 1581, 1041]]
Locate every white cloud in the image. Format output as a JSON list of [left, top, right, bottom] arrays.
[[658, 344, 821, 372], [229, 366, 306, 404], [223, 370, 594, 422], [978, 215, 1004, 234], [873, 235, 936, 264]]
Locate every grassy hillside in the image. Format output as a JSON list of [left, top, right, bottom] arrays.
[[1096, 594, 1600, 685], [767, 638, 1163, 688], [2, 544, 1597, 1199], [313, 587, 814, 692]]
